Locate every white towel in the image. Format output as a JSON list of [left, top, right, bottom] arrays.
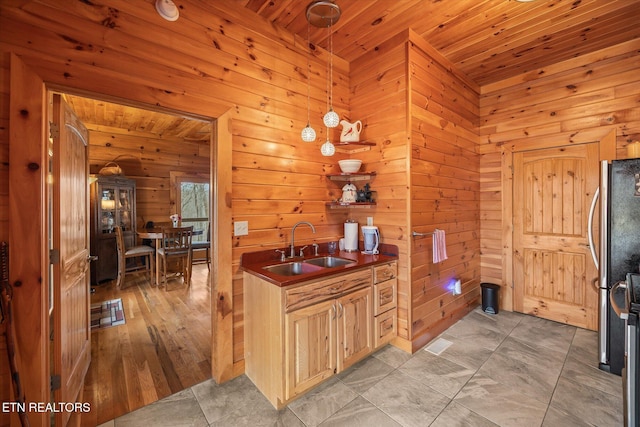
[[433, 229, 448, 264]]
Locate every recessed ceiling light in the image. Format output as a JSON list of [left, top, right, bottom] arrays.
[[156, 0, 179, 21]]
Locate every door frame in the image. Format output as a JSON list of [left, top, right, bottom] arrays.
[[500, 131, 617, 313], [9, 54, 235, 426]]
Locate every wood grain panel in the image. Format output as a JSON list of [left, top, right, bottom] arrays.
[[480, 40, 640, 304], [242, 0, 640, 86], [0, 0, 347, 419], [408, 35, 481, 346], [349, 30, 409, 341], [1, 1, 638, 421]]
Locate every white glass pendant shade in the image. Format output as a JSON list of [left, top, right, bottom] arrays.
[[301, 124, 316, 142], [323, 109, 340, 128], [320, 140, 336, 156]]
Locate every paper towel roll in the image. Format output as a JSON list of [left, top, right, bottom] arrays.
[[344, 222, 359, 252]]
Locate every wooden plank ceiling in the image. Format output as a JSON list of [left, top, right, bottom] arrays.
[[64, 94, 212, 143], [239, 0, 640, 86], [67, 0, 640, 138]]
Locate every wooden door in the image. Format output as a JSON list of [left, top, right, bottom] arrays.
[[337, 287, 372, 371], [513, 143, 599, 330], [285, 299, 336, 400], [51, 94, 91, 426]]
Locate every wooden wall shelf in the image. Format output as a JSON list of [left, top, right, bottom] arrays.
[[326, 202, 376, 209], [327, 172, 376, 182], [335, 141, 376, 153]]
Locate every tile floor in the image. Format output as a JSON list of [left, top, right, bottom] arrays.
[[98, 307, 624, 426]]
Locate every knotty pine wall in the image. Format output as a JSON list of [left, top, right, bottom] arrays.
[[0, 0, 348, 420], [349, 31, 411, 342], [408, 35, 481, 349], [86, 127, 210, 227], [479, 39, 640, 308], [349, 30, 482, 352]]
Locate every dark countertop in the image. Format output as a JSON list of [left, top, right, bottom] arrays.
[[241, 242, 399, 287]]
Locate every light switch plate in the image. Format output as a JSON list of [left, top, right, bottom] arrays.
[[234, 220, 249, 236]]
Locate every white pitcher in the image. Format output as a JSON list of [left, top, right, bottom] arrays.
[[340, 120, 362, 142]]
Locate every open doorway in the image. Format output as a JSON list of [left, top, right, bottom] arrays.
[[60, 93, 213, 424], [9, 56, 233, 427]]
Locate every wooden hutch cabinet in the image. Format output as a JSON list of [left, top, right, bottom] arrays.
[[90, 175, 137, 285]]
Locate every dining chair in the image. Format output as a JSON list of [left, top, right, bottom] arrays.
[[114, 226, 155, 289], [157, 226, 193, 290], [191, 223, 211, 270]]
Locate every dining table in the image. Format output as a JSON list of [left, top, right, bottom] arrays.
[[137, 227, 202, 286]]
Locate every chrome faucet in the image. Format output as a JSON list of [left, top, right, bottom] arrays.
[[290, 221, 316, 258]]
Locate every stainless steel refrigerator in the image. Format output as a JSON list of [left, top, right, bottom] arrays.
[[591, 158, 640, 375]]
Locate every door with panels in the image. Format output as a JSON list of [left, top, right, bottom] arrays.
[[513, 143, 599, 330]]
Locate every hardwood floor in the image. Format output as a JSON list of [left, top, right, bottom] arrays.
[[81, 265, 212, 426]]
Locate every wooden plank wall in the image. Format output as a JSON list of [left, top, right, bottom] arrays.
[[407, 34, 482, 350], [479, 39, 640, 307], [0, 1, 347, 422], [349, 31, 410, 341], [86, 127, 210, 227], [350, 30, 483, 351]]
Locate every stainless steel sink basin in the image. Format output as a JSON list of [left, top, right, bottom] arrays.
[[303, 256, 356, 268], [262, 261, 324, 276]]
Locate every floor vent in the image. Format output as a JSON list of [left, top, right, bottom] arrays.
[[425, 338, 453, 356]]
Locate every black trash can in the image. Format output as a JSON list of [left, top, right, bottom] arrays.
[[481, 283, 500, 315]]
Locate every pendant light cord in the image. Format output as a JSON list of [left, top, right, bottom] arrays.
[[328, 22, 333, 111], [326, 23, 331, 117], [306, 20, 311, 126]]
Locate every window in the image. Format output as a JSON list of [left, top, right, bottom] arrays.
[[177, 176, 210, 243]]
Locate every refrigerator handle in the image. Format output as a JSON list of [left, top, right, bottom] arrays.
[[587, 186, 599, 270], [609, 280, 628, 320]]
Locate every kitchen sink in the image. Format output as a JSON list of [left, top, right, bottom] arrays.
[[262, 261, 324, 276], [303, 256, 356, 268]]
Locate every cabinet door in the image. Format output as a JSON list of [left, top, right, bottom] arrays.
[[285, 299, 336, 400], [98, 185, 117, 234], [117, 186, 133, 231], [374, 308, 397, 349], [337, 287, 372, 372]]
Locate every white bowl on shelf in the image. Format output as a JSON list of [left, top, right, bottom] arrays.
[[338, 159, 362, 173]]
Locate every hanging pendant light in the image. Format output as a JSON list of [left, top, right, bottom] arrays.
[[306, 1, 341, 155], [321, 138, 336, 156], [301, 124, 316, 142], [301, 20, 316, 142], [322, 16, 339, 128]]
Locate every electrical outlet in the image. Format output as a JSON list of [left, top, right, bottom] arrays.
[[234, 221, 249, 236]]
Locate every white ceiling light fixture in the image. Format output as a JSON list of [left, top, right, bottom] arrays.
[[306, 0, 341, 156], [156, 0, 179, 22]]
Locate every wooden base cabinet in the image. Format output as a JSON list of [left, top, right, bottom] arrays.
[[244, 268, 375, 409], [373, 262, 398, 348], [285, 299, 336, 398], [286, 286, 372, 399]]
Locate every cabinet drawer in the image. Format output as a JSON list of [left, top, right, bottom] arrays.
[[285, 269, 371, 312], [373, 262, 397, 284], [374, 279, 397, 316], [374, 308, 397, 349]]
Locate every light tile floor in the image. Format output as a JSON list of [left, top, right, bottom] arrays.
[[99, 307, 623, 426]]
